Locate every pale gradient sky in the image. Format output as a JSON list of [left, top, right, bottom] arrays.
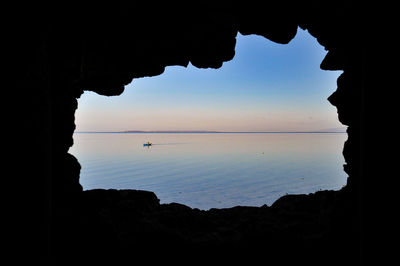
[[75, 28, 343, 132]]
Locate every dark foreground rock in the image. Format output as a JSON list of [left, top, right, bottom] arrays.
[[50, 188, 359, 265]]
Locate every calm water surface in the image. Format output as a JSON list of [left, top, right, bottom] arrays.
[[70, 133, 347, 210]]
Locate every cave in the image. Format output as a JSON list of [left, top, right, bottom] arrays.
[[11, 1, 365, 265]]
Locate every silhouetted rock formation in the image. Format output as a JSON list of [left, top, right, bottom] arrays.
[[10, 1, 365, 265]]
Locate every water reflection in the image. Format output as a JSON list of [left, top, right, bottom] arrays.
[[70, 133, 347, 210]]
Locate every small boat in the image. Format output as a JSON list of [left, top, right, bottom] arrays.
[[143, 141, 152, 146]]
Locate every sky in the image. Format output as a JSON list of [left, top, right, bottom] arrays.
[[75, 28, 343, 132]]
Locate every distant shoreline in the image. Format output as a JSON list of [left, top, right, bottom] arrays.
[[74, 130, 347, 134]]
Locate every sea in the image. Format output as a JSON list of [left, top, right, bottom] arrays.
[[69, 132, 347, 210]]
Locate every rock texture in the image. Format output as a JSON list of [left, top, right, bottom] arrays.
[[9, 1, 365, 265]]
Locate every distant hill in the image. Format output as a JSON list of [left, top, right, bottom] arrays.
[[122, 130, 219, 133]]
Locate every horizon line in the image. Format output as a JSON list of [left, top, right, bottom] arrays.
[[74, 130, 347, 134]]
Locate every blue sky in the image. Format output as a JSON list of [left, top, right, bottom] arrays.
[[75, 28, 343, 132]]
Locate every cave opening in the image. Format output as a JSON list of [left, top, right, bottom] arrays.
[[70, 28, 346, 210], [11, 2, 364, 264]]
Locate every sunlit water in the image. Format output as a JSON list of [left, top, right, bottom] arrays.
[[70, 133, 347, 210]]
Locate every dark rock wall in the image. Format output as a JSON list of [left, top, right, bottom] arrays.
[[9, 1, 364, 265]]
